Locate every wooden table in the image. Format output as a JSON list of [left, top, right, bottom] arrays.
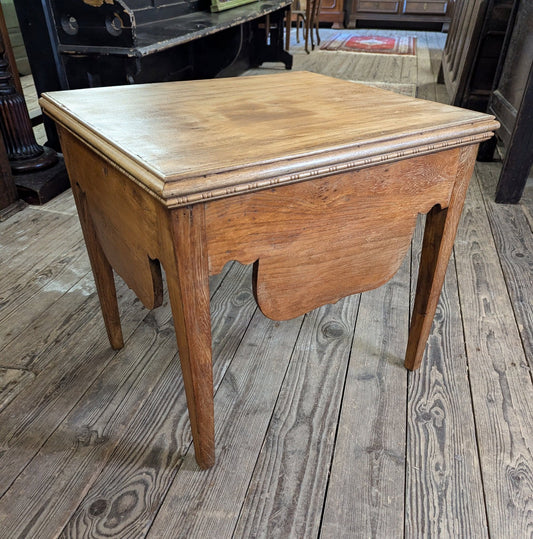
[[40, 72, 498, 469]]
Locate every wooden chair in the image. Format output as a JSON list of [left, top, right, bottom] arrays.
[[291, 0, 321, 53]]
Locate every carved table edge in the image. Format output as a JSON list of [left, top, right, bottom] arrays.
[[163, 128, 498, 207], [41, 95, 499, 209]]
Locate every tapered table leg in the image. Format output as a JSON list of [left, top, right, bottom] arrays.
[[165, 205, 215, 469], [71, 182, 124, 350], [405, 144, 478, 371]]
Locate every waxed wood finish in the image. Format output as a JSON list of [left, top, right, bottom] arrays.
[[206, 149, 459, 320], [40, 72, 496, 207], [59, 127, 215, 469], [40, 70, 497, 469], [59, 132, 164, 314], [405, 143, 477, 370], [1, 30, 532, 538]]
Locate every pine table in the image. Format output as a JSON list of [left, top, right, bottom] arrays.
[[40, 72, 498, 469]]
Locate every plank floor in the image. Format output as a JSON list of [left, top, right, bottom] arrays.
[[3, 28, 533, 538]]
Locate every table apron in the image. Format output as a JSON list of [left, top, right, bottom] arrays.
[[204, 147, 463, 320]]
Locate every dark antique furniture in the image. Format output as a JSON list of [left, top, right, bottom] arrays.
[[0, 4, 67, 206], [347, 0, 453, 30], [440, 0, 515, 111], [41, 71, 497, 468], [480, 0, 533, 203], [14, 0, 292, 151]]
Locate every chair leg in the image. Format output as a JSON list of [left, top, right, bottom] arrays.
[[304, 0, 311, 53], [314, 0, 322, 46]]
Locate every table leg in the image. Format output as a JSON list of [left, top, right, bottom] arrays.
[[71, 181, 124, 350], [165, 205, 215, 469], [405, 144, 478, 371]]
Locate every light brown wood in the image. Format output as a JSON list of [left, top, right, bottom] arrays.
[[70, 181, 124, 350], [2, 32, 532, 536], [405, 143, 478, 370], [40, 72, 498, 468], [206, 149, 459, 320], [40, 72, 497, 207], [162, 205, 215, 469], [58, 131, 164, 314]]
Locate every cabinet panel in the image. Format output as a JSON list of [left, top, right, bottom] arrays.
[[348, 0, 451, 28], [358, 1, 399, 12], [441, 0, 514, 110], [318, 0, 345, 25], [404, 1, 447, 15], [318, 0, 346, 28]]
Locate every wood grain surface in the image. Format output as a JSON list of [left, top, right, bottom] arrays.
[[454, 172, 533, 537], [405, 144, 478, 370], [476, 161, 533, 371], [40, 72, 498, 207], [233, 295, 360, 537], [1, 29, 528, 538], [406, 217, 488, 537], [146, 309, 304, 539], [59, 263, 254, 538], [206, 150, 458, 321], [321, 253, 410, 538]]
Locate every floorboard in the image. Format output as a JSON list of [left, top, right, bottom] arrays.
[[321, 254, 410, 538], [476, 161, 533, 372], [60, 262, 256, 538], [2, 28, 532, 539], [454, 173, 533, 537], [233, 295, 360, 538], [406, 218, 488, 537], [146, 309, 304, 539]]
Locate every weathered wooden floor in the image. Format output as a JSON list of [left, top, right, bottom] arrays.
[[2, 29, 532, 538]]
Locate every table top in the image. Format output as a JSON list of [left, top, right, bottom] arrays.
[[41, 72, 498, 207]]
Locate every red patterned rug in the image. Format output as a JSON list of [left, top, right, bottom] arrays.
[[320, 34, 416, 55]]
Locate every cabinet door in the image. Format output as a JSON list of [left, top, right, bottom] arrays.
[[319, 0, 345, 26]]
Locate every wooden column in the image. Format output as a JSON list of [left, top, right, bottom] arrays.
[[0, 4, 68, 205], [0, 118, 24, 219], [0, 6, 57, 173]]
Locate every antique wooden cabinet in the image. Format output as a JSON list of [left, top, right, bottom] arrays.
[[319, 0, 346, 28], [347, 0, 452, 29]]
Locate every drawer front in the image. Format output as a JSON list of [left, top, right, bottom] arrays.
[[357, 1, 399, 13], [403, 1, 448, 15]]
